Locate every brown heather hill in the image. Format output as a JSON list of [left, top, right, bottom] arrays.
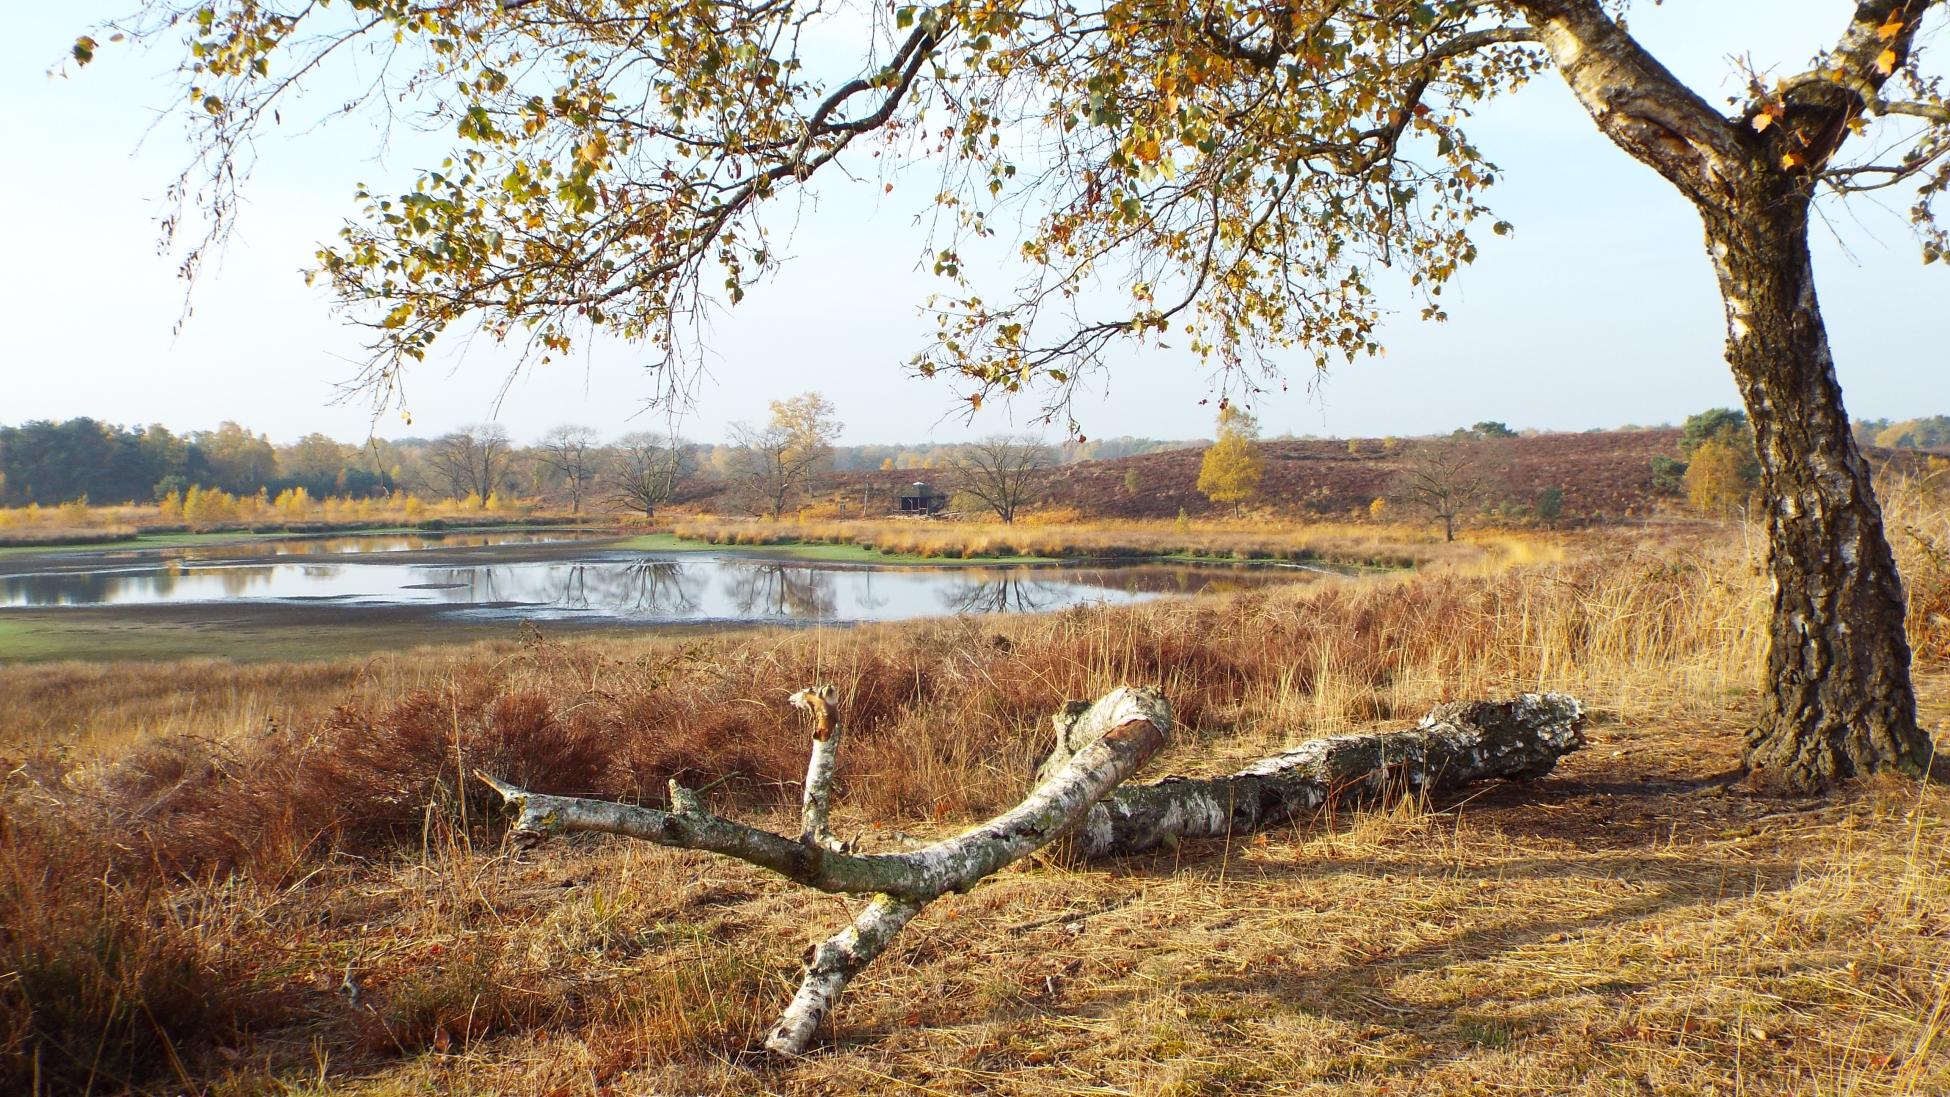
[[1009, 429, 1684, 521], [694, 429, 1924, 522], [739, 428, 1684, 523]]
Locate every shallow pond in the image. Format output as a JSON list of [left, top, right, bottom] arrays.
[[0, 540, 1313, 625]]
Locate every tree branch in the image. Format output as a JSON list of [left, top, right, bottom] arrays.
[[1877, 99, 1950, 125], [1509, 0, 1748, 207]]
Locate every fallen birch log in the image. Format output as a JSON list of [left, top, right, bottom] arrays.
[[1071, 694, 1586, 859], [482, 687, 1583, 1055]]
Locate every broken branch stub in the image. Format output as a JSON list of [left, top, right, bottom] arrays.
[[790, 685, 844, 851]]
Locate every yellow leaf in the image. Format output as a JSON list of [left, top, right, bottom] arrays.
[[1877, 16, 1904, 42], [1751, 112, 1773, 132], [1876, 48, 1897, 75], [1780, 150, 1805, 169]]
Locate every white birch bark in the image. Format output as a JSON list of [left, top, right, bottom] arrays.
[[790, 685, 845, 850], [1072, 693, 1585, 858], [763, 893, 924, 1054]]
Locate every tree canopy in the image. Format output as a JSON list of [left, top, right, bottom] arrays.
[[72, 3, 1945, 418]]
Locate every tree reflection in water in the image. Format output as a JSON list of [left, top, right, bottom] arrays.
[[937, 573, 1078, 615], [725, 563, 839, 619], [606, 560, 703, 614]]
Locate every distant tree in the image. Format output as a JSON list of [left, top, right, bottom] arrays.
[[1679, 408, 1751, 455], [945, 436, 1049, 523], [1672, 408, 1760, 504], [1123, 468, 1142, 495], [426, 424, 515, 505], [1196, 406, 1263, 516], [1685, 439, 1753, 516], [194, 422, 278, 495], [607, 432, 691, 517], [1393, 441, 1493, 542], [1649, 455, 1689, 495], [537, 425, 604, 514], [1535, 485, 1565, 527], [278, 432, 349, 496], [1468, 421, 1518, 439], [1875, 417, 1950, 450], [1854, 418, 1894, 450], [729, 394, 842, 518], [335, 467, 389, 498]]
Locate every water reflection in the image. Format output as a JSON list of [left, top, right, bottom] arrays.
[[1, 550, 1311, 625], [725, 563, 839, 619], [938, 574, 1070, 615]]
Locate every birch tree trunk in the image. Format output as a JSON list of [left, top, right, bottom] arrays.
[[1514, 0, 1937, 791], [1701, 193, 1931, 789]]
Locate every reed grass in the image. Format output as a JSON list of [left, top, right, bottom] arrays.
[[667, 513, 1492, 570]]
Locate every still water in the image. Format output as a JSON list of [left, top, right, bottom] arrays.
[[0, 544, 1304, 624]]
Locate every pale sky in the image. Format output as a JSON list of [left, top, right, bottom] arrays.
[[1, 2, 1945, 446]]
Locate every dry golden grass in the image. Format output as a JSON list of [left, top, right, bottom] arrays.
[[669, 513, 1508, 570], [0, 493, 568, 541], [2, 482, 1947, 1095]]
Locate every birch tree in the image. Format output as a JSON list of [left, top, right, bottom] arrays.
[[81, 1, 1948, 789], [483, 684, 1586, 1053], [1197, 405, 1263, 515], [729, 393, 842, 518]]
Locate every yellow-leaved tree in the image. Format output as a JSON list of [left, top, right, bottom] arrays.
[[1684, 438, 1752, 517], [1197, 406, 1263, 516]]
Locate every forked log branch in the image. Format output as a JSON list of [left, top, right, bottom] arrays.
[[482, 686, 1583, 1055]]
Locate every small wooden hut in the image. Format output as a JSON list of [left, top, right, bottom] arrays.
[[897, 480, 949, 516]]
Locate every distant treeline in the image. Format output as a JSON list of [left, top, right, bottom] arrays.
[[1856, 416, 1950, 452], [0, 419, 394, 508], [0, 416, 1200, 509]]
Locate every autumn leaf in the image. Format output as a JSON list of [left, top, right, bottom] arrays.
[[1876, 49, 1897, 76], [1876, 16, 1904, 42]]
